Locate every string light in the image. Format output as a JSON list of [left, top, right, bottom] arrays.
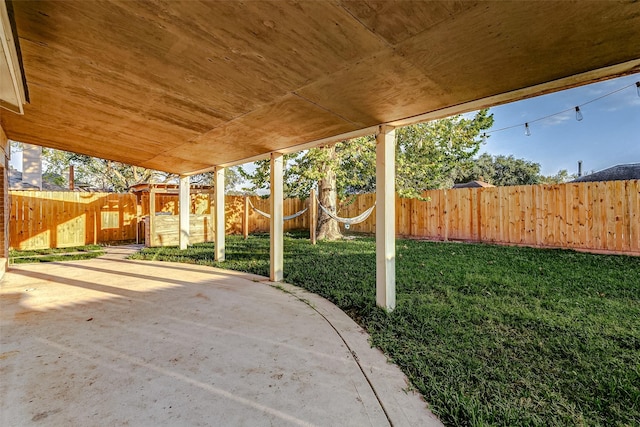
[[484, 80, 639, 137]]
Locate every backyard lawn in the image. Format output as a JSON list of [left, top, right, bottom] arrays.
[[9, 244, 105, 264], [131, 233, 640, 426]]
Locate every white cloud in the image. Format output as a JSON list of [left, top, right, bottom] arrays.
[[540, 111, 572, 127]]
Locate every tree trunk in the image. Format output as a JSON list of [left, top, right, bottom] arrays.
[[316, 146, 342, 240]]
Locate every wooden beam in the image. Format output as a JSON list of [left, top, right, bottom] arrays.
[[178, 175, 190, 250], [214, 167, 225, 261], [270, 153, 284, 282], [376, 125, 396, 311], [388, 59, 640, 128]]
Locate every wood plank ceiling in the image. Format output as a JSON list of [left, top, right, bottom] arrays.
[[1, 0, 639, 175]]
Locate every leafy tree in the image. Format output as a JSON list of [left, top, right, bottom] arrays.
[[454, 154, 580, 186], [191, 168, 244, 194], [541, 169, 577, 184], [396, 109, 494, 194], [454, 153, 542, 186], [40, 148, 241, 192], [241, 109, 494, 240], [41, 149, 166, 192]]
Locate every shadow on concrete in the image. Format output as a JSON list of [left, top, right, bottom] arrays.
[[1, 257, 436, 426]]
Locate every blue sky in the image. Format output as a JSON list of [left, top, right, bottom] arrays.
[[476, 73, 640, 176], [10, 73, 640, 177]]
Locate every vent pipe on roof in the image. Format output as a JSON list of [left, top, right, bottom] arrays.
[[69, 164, 74, 190], [578, 160, 583, 177]]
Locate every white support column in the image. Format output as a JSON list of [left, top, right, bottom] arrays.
[[376, 125, 396, 311], [270, 153, 284, 282], [178, 175, 190, 250], [214, 166, 225, 261]]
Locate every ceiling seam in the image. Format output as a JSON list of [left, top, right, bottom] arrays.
[[290, 92, 359, 126], [336, 3, 394, 50]]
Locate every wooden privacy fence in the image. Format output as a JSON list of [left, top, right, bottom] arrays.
[[8, 191, 309, 249], [9, 191, 138, 250], [9, 180, 640, 255], [343, 180, 640, 255]]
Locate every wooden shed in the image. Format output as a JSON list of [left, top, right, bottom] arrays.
[[130, 183, 215, 247]]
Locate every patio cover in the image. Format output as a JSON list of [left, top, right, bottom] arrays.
[[1, 1, 639, 175]]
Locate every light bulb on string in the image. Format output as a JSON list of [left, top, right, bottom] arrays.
[[636, 82, 640, 97], [575, 106, 583, 121], [525, 123, 531, 136]]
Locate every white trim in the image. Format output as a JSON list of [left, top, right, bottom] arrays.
[[0, 0, 26, 114]]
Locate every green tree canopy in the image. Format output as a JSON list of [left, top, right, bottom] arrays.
[[540, 169, 577, 184], [240, 110, 494, 239], [453, 153, 577, 186], [38, 147, 241, 192], [454, 153, 543, 186], [240, 109, 494, 199]]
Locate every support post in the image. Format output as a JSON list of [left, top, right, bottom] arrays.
[[270, 153, 284, 282], [179, 175, 190, 250], [149, 188, 156, 247], [376, 125, 396, 311], [309, 188, 317, 245], [214, 167, 225, 261], [209, 188, 214, 242], [93, 212, 98, 245], [243, 196, 249, 239]]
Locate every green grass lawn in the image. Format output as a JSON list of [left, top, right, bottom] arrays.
[[9, 244, 105, 263], [130, 233, 640, 426]]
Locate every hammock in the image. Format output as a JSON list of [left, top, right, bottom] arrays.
[[248, 199, 308, 221], [316, 199, 376, 225]]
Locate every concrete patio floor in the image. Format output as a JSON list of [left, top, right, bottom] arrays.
[[0, 246, 441, 426]]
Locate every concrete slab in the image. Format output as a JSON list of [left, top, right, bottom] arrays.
[[1, 256, 441, 426]]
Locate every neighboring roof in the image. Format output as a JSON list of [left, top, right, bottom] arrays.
[[571, 164, 640, 183], [452, 180, 495, 189], [1, 2, 639, 175]]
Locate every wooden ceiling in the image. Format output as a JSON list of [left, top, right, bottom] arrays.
[[1, 1, 639, 175]]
